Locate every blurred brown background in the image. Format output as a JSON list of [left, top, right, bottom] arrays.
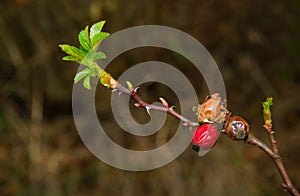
[[0, 0, 300, 195]]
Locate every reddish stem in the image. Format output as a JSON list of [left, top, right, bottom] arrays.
[[116, 84, 199, 127]]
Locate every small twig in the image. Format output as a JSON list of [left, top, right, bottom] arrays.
[[267, 126, 280, 155], [275, 156, 299, 196], [245, 132, 299, 195], [262, 98, 299, 196]]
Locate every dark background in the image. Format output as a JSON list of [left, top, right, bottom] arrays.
[[0, 0, 299, 195]]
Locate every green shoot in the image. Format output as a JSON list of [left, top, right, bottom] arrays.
[[59, 21, 116, 89]]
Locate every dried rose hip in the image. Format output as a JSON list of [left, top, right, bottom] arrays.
[[224, 115, 249, 140], [192, 123, 219, 156], [197, 93, 229, 125]]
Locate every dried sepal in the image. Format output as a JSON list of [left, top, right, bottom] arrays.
[[197, 93, 229, 125]]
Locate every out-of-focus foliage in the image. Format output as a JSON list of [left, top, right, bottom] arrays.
[[0, 0, 299, 195]]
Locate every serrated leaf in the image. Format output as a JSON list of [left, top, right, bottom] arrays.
[[93, 52, 106, 60], [90, 21, 106, 41], [79, 26, 91, 51], [59, 44, 87, 59], [89, 63, 100, 77], [83, 76, 91, 89], [62, 55, 82, 63], [74, 69, 90, 83], [267, 97, 273, 105], [91, 32, 110, 47]]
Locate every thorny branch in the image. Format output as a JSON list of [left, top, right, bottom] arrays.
[[60, 20, 299, 196], [115, 82, 299, 196], [115, 84, 199, 127]]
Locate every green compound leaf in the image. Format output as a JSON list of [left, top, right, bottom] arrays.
[[79, 26, 91, 51], [90, 21, 106, 42], [60, 20, 113, 89], [74, 68, 90, 84], [83, 76, 91, 89], [91, 32, 110, 47], [59, 44, 87, 60]]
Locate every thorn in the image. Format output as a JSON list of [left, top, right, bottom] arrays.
[[111, 89, 118, 93], [270, 131, 275, 134], [169, 106, 175, 111], [192, 105, 198, 114], [189, 126, 193, 133], [182, 122, 189, 126], [193, 122, 200, 127], [134, 103, 142, 108], [118, 92, 122, 96], [145, 106, 151, 116], [159, 97, 169, 108], [134, 87, 140, 93]]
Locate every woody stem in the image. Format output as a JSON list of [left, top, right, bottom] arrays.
[[245, 133, 299, 196]]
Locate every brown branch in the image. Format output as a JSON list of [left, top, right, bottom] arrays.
[[261, 99, 299, 195], [244, 133, 279, 160], [114, 84, 299, 195], [275, 156, 299, 196], [267, 127, 298, 195], [245, 132, 299, 195]]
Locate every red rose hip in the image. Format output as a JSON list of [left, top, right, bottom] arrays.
[[192, 124, 219, 156]]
